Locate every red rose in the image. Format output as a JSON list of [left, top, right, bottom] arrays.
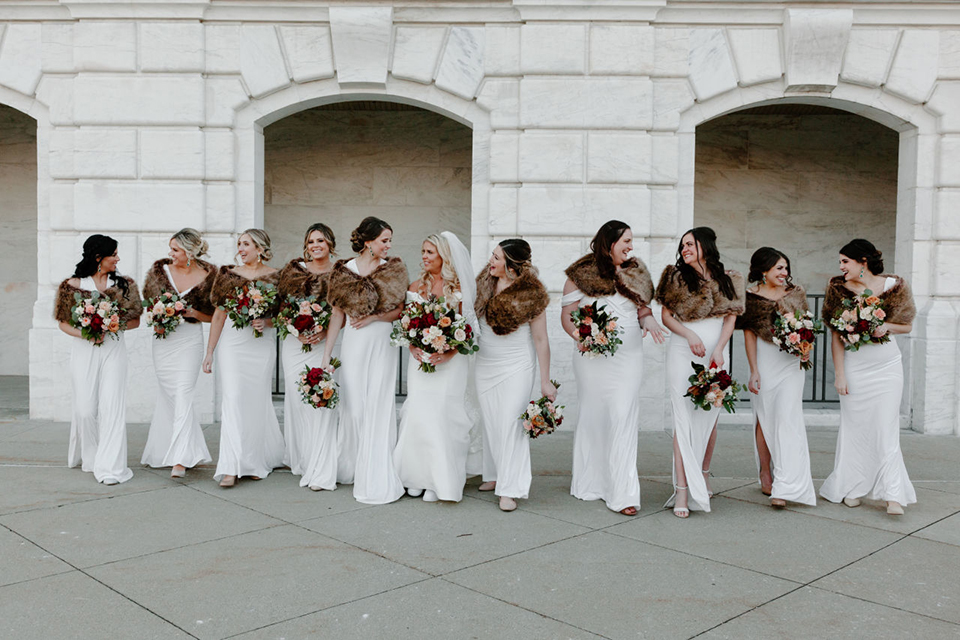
[[579, 325, 592, 338], [293, 314, 315, 333], [305, 368, 323, 387], [425, 313, 437, 326], [716, 371, 732, 389], [90, 315, 103, 330], [855, 320, 870, 333]]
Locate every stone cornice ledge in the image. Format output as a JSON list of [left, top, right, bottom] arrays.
[[61, 0, 211, 20], [513, 0, 667, 21]]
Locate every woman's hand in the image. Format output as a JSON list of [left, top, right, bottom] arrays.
[[687, 333, 706, 358], [640, 315, 666, 344], [709, 349, 724, 370], [872, 323, 889, 339], [183, 308, 200, 320], [541, 379, 558, 402], [298, 328, 326, 345], [433, 350, 456, 366], [748, 371, 761, 395], [201, 354, 213, 374], [834, 374, 849, 396], [251, 318, 268, 331], [350, 314, 377, 330]]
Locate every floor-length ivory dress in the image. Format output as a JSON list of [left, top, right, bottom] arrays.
[[752, 339, 816, 505], [68, 276, 134, 484], [142, 267, 212, 469], [664, 317, 724, 512], [393, 292, 472, 502], [337, 259, 404, 504], [565, 289, 644, 512], [475, 318, 535, 500], [820, 277, 916, 506], [214, 306, 285, 482]]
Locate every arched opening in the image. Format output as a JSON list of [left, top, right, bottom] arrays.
[[262, 99, 474, 394], [694, 104, 900, 404], [0, 104, 37, 416]]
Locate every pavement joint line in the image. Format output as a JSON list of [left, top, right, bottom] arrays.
[[688, 582, 811, 638], [0, 483, 176, 518], [0, 522, 203, 639], [435, 576, 613, 640], [804, 583, 960, 628]]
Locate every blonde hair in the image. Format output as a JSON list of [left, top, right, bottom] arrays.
[[171, 228, 208, 262], [239, 228, 273, 262], [418, 234, 460, 300], [302, 223, 337, 261]]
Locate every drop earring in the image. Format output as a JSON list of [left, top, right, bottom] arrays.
[[97, 263, 101, 273], [186, 258, 191, 267], [859, 267, 865, 278], [761, 274, 766, 285]]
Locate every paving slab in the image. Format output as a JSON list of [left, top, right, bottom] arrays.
[[233, 577, 603, 640], [0, 570, 194, 640], [87, 524, 429, 640], [302, 493, 590, 576], [446, 530, 797, 640], [0, 525, 73, 588], [913, 512, 960, 547], [605, 495, 901, 583], [0, 484, 283, 568], [812, 536, 960, 625], [701, 585, 960, 640], [0, 465, 171, 516], [795, 484, 960, 535], [192, 468, 376, 523]]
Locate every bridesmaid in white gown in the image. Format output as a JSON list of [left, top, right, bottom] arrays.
[[322, 217, 408, 505], [475, 239, 556, 512], [141, 228, 215, 478], [656, 227, 744, 518], [393, 232, 477, 503], [819, 239, 917, 516], [202, 229, 285, 488], [560, 221, 664, 516], [736, 247, 816, 508], [276, 223, 339, 491], [55, 234, 143, 485]]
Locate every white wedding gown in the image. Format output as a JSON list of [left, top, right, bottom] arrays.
[[752, 339, 816, 505], [664, 316, 725, 512], [393, 292, 473, 502], [68, 277, 134, 484], [336, 259, 404, 505], [820, 278, 916, 506], [214, 322, 285, 481], [142, 268, 212, 469], [564, 289, 644, 512], [475, 318, 535, 500]]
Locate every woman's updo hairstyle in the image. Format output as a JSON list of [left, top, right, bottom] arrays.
[[240, 228, 273, 262], [350, 216, 392, 254], [839, 238, 884, 275], [72, 234, 129, 296], [591, 220, 631, 279], [499, 238, 536, 278], [171, 228, 208, 262], [747, 246, 794, 289], [303, 223, 337, 261]]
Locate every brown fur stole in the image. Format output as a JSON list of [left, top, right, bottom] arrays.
[[736, 286, 808, 343], [210, 266, 281, 310], [655, 265, 745, 322], [277, 259, 331, 302], [475, 269, 550, 336], [564, 254, 654, 307], [54, 276, 142, 325], [326, 257, 408, 318], [143, 259, 216, 322], [821, 275, 916, 326]]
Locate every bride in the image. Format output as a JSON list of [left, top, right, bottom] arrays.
[[393, 232, 478, 503]]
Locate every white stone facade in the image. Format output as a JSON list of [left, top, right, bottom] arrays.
[[1, 1, 957, 435]]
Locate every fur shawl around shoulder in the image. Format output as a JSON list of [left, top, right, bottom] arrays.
[[210, 266, 281, 310], [564, 254, 654, 307], [277, 259, 332, 302], [821, 275, 916, 326], [326, 257, 408, 318], [475, 269, 550, 336], [54, 276, 142, 325], [736, 286, 809, 344], [655, 265, 746, 322], [142, 259, 216, 322]]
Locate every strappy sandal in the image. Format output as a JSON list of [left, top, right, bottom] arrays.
[[702, 469, 713, 497], [673, 486, 690, 519]]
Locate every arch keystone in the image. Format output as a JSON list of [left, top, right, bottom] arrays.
[[330, 6, 393, 86]]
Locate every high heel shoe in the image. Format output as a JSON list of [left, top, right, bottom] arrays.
[[770, 498, 786, 508], [219, 475, 236, 488], [886, 501, 904, 515], [478, 481, 496, 492], [406, 488, 424, 497], [843, 496, 861, 508], [423, 490, 439, 502], [171, 465, 186, 479], [499, 496, 517, 512], [673, 486, 690, 519], [702, 469, 713, 497]]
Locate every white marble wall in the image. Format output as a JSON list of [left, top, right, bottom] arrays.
[[0, 105, 36, 376], [695, 112, 899, 292]]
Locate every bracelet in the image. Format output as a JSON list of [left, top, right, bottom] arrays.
[[637, 305, 653, 320]]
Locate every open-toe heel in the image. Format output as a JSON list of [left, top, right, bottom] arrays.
[[673, 486, 690, 519], [702, 469, 713, 497]]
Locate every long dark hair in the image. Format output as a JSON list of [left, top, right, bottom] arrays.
[[350, 217, 392, 254], [747, 247, 794, 289], [72, 234, 129, 296], [499, 238, 535, 277], [839, 238, 884, 275], [675, 227, 735, 299], [591, 220, 631, 279]]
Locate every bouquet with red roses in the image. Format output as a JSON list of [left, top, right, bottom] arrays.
[[275, 295, 332, 353], [684, 362, 744, 413]]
